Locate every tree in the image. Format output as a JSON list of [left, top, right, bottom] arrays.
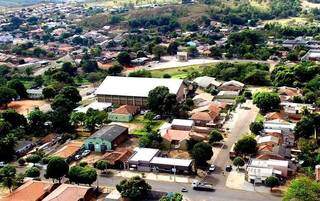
[[139, 131, 163, 149], [0, 87, 17, 108], [27, 109, 47, 136], [167, 41, 179, 55], [235, 95, 246, 107], [249, 121, 263, 135], [283, 177, 320, 201], [108, 63, 123, 75], [117, 51, 131, 65], [26, 154, 42, 166], [294, 116, 315, 139], [94, 160, 108, 174], [152, 45, 167, 60], [68, 165, 97, 186], [46, 156, 69, 183], [116, 176, 151, 201], [25, 167, 40, 178], [42, 87, 56, 99], [84, 109, 108, 131], [0, 135, 16, 161], [1, 109, 27, 129], [51, 94, 75, 113], [147, 86, 178, 115], [253, 92, 280, 113], [60, 86, 82, 104], [18, 158, 26, 166], [209, 46, 222, 58], [70, 112, 86, 126], [234, 135, 257, 156], [0, 165, 16, 192], [208, 129, 223, 144], [7, 79, 27, 99], [52, 71, 74, 84], [160, 192, 183, 201], [128, 69, 152, 78], [265, 176, 280, 191], [233, 157, 245, 170], [61, 62, 77, 76], [80, 53, 98, 73], [191, 142, 213, 166]]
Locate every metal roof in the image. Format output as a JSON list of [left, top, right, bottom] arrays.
[[88, 125, 128, 142]]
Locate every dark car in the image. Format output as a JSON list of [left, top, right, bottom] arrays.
[[225, 165, 232, 172]]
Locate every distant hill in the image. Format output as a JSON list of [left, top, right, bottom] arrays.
[[0, 0, 79, 7]]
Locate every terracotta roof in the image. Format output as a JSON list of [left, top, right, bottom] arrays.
[[191, 110, 219, 121], [278, 86, 301, 97], [111, 105, 139, 115], [258, 144, 274, 152], [265, 112, 283, 121], [53, 141, 83, 158], [2, 180, 54, 201], [103, 149, 133, 165], [163, 129, 190, 142], [42, 184, 90, 201]]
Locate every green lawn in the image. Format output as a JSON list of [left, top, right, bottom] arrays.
[[150, 65, 207, 78], [131, 115, 166, 136]]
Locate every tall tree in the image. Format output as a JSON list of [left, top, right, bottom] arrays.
[[7, 79, 27, 99], [116, 176, 151, 201], [0, 87, 17, 108], [234, 135, 257, 156], [191, 142, 213, 166], [253, 92, 280, 113], [283, 177, 320, 201], [45, 157, 69, 183]]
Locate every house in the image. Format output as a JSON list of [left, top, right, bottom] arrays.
[[42, 184, 93, 201], [215, 91, 240, 100], [278, 86, 302, 102], [95, 76, 185, 107], [246, 159, 289, 183], [2, 180, 55, 201], [176, 52, 188, 61], [27, 88, 43, 99], [191, 103, 221, 127], [103, 149, 133, 169], [193, 76, 221, 89], [84, 125, 128, 152], [53, 141, 83, 160], [150, 157, 193, 173], [280, 102, 315, 120], [127, 147, 161, 171], [301, 49, 320, 61], [108, 105, 140, 122], [263, 119, 296, 147], [171, 119, 194, 130], [218, 80, 244, 92], [162, 129, 190, 150]]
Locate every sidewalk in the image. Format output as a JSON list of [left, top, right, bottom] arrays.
[[114, 170, 194, 183], [226, 170, 271, 194]]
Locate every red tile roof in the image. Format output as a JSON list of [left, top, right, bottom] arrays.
[[163, 129, 190, 142], [42, 184, 91, 201], [2, 180, 54, 201], [111, 105, 139, 115]]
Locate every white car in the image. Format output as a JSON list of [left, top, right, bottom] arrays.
[[81, 150, 91, 157], [75, 155, 82, 160], [209, 165, 216, 172], [0, 161, 6, 167]]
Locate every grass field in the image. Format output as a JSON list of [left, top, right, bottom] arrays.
[[86, 0, 180, 7], [150, 64, 207, 78], [263, 17, 312, 25]]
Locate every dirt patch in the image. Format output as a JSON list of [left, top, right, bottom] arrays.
[[6, 100, 50, 116], [167, 150, 190, 159]]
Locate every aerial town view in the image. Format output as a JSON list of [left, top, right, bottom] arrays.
[[0, 0, 319, 200]]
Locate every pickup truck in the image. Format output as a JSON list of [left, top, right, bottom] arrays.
[[192, 180, 214, 191]]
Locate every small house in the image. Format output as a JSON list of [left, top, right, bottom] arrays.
[[84, 125, 128, 152], [177, 52, 188, 61], [218, 80, 244, 92], [108, 105, 139, 122]]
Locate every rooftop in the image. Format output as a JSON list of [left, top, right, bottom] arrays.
[[42, 184, 90, 201], [95, 76, 184, 97], [150, 157, 192, 167], [88, 125, 128, 142], [128, 147, 160, 162], [171, 119, 194, 127]]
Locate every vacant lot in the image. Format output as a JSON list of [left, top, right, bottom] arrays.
[[6, 100, 50, 116], [150, 65, 206, 78]]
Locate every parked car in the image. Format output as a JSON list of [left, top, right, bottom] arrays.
[[225, 165, 232, 172], [75, 155, 82, 160], [0, 161, 6, 167], [209, 165, 216, 172], [81, 150, 91, 157]]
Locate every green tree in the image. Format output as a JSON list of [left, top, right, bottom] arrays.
[[94, 160, 109, 174], [234, 135, 257, 156], [0, 165, 16, 192], [46, 156, 69, 183], [160, 192, 183, 201], [152, 45, 167, 60], [265, 176, 280, 191], [208, 129, 223, 144], [61, 62, 77, 76], [249, 121, 264, 135], [26, 154, 42, 166], [27, 109, 47, 136], [147, 86, 178, 115], [60, 86, 82, 104], [42, 87, 56, 100], [80, 53, 98, 73], [233, 157, 245, 170], [294, 116, 315, 139], [283, 177, 320, 201], [139, 131, 163, 149], [0, 135, 16, 161], [191, 142, 213, 166], [1, 109, 27, 129], [7, 79, 27, 99], [25, 167, 40, 178], [253, 92, 280, 113], [117, 51, 131, 65], [167, 41, 179, 55], [70, 112, 86, 126], [68, 165, 97, 186], [0, 87, 17, 108], [108, 63, 123, 75], [116, 176, 151, 201]]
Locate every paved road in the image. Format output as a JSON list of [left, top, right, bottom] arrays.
[[204, 100, 259, 187]]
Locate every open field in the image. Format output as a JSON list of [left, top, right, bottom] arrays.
[[301, 0, 320, 9], [6, 100, 50, 116], [85, 0, 180, 8], [262, 17, 312, 25], [150, 64, 206, 78]]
